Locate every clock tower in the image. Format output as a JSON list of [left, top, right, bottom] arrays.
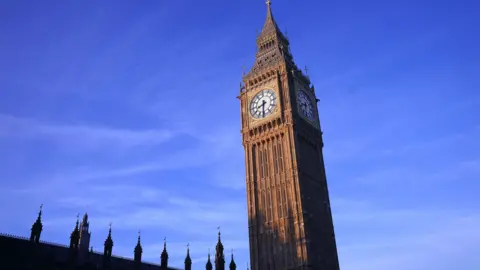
[[238, 2, 340, 270]]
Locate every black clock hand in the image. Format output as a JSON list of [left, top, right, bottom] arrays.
[[261, 100, 266, 116]]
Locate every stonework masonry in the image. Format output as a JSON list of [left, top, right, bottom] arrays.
[[238, 2, 341, 270]]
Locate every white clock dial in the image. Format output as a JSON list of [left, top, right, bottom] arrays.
[[297, 90, 315, 121], [250, 89, 277, 119]]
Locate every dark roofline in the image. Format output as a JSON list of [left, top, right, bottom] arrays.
[[0, 233, 182, 270]]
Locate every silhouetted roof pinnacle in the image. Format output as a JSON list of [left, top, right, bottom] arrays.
[[206, 249, 213, 270], [135, 230, 142, 253], [185, 243, 192, 264], [105, 222, 113, 247], [70, 214, 80, 237], [229, 249, 236, 270], [160, 237, 169, 267], [30, 204, 43, 243], [37, 204, 43, 222], [216, 226, 224, 251], [82, 213, 88, 224], [33, 204, 43, 229], [161, 237, 168, 257]]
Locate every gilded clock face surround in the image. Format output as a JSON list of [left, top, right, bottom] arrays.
[[250, 89, 277, 119]]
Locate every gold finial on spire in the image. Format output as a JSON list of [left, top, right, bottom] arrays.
[[266, 0, 271, 6]]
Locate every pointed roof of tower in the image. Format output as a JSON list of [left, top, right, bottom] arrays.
[[105, 222, 113, 247], [70, 214, 80, 238], [161, 237, 168, 258], [37, 204, 43, 221], [135, 230, 142, 253], [216, 227, 224, 252], [245, 0, 295, 78], [229, 249, 237, 270], [160, 237, 169, 267], [32, 204, 43, 230], [258, 0, 281, 38], [185, 243, 192, 265], [206, 249, 213, 270]]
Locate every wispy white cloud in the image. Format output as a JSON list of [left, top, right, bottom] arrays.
[[0, 113, 176, 150]]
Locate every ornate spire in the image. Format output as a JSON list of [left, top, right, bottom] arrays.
[[206, 249, 213, 270], [229, 249, 237, 270], [135, 230, 142, 252], [215, 227, 225, 270], [69, 214, 80, 248], [30, 204, 43, 243], [185, 243, 192, 270], [37, 204, 43, 222], [104, 222, 114, 258], [160, 237, 168, 268], [105, 223, 113, 246], [257, 0, 285, 42], [260, 0, 278, 36], [134, 230, 142, 263], [247, 0, 295, 77]]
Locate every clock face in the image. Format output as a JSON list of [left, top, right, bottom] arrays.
[[250, 89, 277, 119], [297, 90, 315, 121]]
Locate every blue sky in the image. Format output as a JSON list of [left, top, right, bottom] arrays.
[[0, 0, 479, 269]]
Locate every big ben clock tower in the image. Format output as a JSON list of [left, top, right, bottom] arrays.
[[238, 1, 341, 270]]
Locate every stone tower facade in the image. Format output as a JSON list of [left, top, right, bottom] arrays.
[[238, 2, 340, 270]]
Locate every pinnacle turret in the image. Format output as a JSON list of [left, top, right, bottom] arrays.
[[185, 243, 192, 270], [134, 231, 142, 264], [160, 237, 168, 268], [215, 227, 225, 270], [229, 249, 237, 270], [206, 249, 213, 270], [30, 204, 43, 243], [69, 214, 80, 249], [103, 223, 113, 258]]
